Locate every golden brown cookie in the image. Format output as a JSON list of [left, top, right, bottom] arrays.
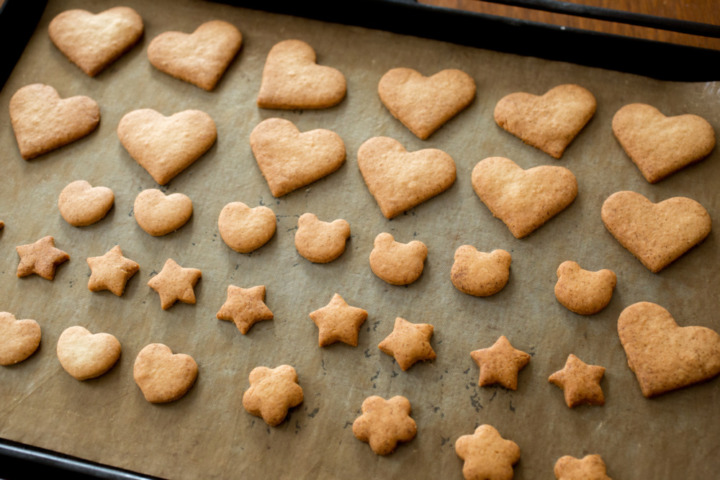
[[554, 454, 612, 480], [369, 233, 428, 286], [295, 213, 350, 263], [133, 189, 193, 237], [87, 245, 139, 296], [147, 259, 202, 310], [218, 202, 276, 253], [242, 365, 304, 426], [378, 317, 436, 371], [133, 343, 198, 403], [455, 424, 520, 480], [0, 312, 41, 366], [16, 236, 69, 280], [56, 326, 121, 381], [216, 285, 273, 334], [309, 293, 368, 347], [451, 246, 512, 297], [549, 354, 606, 408], [352, 395, 417, 455], [554, 261, 616, 315], [58, 180, 114, 227], [470, 336, 530, 390]]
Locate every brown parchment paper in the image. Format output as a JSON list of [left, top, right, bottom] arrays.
[[1, 1, 719, 479]]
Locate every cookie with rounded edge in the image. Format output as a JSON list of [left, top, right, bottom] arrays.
[[16, 236, 70, 280], [87, 245, 139, 296], [455, 424, 520, 480], [554, 261, 616, 315], [549, 354, 606, 408], [134, 189, 193, 237], [133, 343, 198, 403], [58, 180, 114, 227], [218, 202, 276, 253], [295, 213, 350, 263], [352, 395, 417, 455], [378, 317, 436, 371], [0, 312, 41, 366], [451, 246, 511, 297], [369, 233, 427, 286], [56, 326, 121, 380], [242, 365, 304, 426], [554, 454, 612, 480]]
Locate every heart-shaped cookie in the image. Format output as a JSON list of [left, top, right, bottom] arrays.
[[56, 326, 121, 380], [358, 136, 456, 219], [0, 312, 41, 366], [134, 189, 193, 236], [471, 157, 578, 238], [117, 108, 217, 185], [49, 6, 144, 77], [612, 103, 715, 183], [257, 39, 346, 109], [148, 20, 242, 91], [10, 83, 100, 160], [601, 191, 711, 273], [133, 343, 198, 403], [58, 180, 114, 227], [378, 68, 476, 140], [218, 202, 276, 253], [250, 118, 345, 197], [618, 301, 720, 397], [494, 84, 596, 158]]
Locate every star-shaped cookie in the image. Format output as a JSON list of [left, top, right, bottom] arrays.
[[470, 336, 531, 390], [352, 395, 417, 455], [309, 293, 368, 347], [87, 245, 139, 296], [16, 236, 70, 280], [549, 354, 606, 408], [147, 258, 202, 310], [455, 424, 520, 480], [554, 454, 612, 480], [378, 317, 436, 371], [216, 285, 273, 334], [242, 365, 303, 426]]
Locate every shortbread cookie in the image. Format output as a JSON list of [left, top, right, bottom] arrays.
[[451, 246, 511, 297], [309, 293, 368, 347], [554, 261, 616, 315], [49, 7, 144, 76], [250, 118, 345, 197], [369, 233, 427, 286], [494, 84, 596, 158], [257, 39, 346, 109], [16, 236, 69, 280], [147, 259, 202, 310], [470, 336, 530, 390], [10, 84, 100, 160], [87, 245, 139, 296], [456, 424, 520, 480], [612, 103, 715, 183], [352, 395, 417, 455], [56, 326, 121, 380], [472, 157, 578, 239], [549, 354, 605, 408], [601, 191, 711, 273], [378, 317, 436, 371], [378, 67, 476, 139], [218, 202, 276, 253], [134, 189, 193, 236], [0, 312, 41, 366], [242, 365, 304, 426], [618, 301, 720, 398], [295, 213, 350, 263], [117, 108, 217, 185], [358, 136, 456, 219], [217, 285, 273, 334], [148, 20, 242, 91], [133, 343, 198, 403], [554, 454, 612, 480], [58, 180, 114, 227]]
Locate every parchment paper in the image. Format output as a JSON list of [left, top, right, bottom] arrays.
[[1, 1, 718, 479]]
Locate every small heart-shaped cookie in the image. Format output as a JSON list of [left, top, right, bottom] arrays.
[[294, 213, 350, 263], [378, 68, 476, 140], [554, 261, 616, 315], [369, 233, 428, 286], [358, 136, 456, 219], [58, 180, 114, 227], [451, 246, 511, 297], [0, 312, 41, 366], [49, 7, 144, 77], [601, 191, 711, 273], [612, 103, 715, 183], [471, 157, 578, 239], [218, 202, 276, 253], [56, 326, 121, 380], [133, 343, 198, 403], [134, 189, 193, 236], [494, 84, 596, 158], [250, 118, 345, 197], [118, 108, 217, 185], [148, 20, 242, 91], [10, 83, 100, 160], [618, 301, 720, 397]]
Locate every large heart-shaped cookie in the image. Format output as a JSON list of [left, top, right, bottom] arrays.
[[133, 343, 198, 403], [10, 83, 100, 160], [618, 302, 720, 397], [0, 312, 41, 366], [56, 326, 121, 380], [250, 118, 345, 197], [601, 191, 711, 273], [612, 103, 715, 183], [378, 68, 476, 140], [134, 189, 193, 236], [118, 109, 216, 185], [49, 6, 144, 77], [358, 136, 456, 219], [148, 20, 242, 91], [58, 180, 114, 227], [471, 157, 577, 238], [218, 202, 276, 253]]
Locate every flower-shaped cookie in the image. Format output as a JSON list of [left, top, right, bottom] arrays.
[[352, 395, 417, 455]]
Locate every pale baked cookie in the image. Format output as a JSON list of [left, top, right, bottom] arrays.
[[494, 84, 596, 158], [601, 191, 711, 273], [133, 189, 193, 237], [56, 326, 121, 380], [87, 245, 139, 296], [548, 354, 606, 408], [117, 108, 217, 185], [133, 343, 198, 403], [612, 103, 715, 183], [451, 246, 511, 297], [242, 365, 304, 426], [554, 454, 612, 480], [455, 424, 520, 480], [352, 395, 417, 455], [472, 156, 578, 239], [554, 261, 616, 315], [257, 39, 346, 109], [218, 202, 276, 253], [16, 236, 69, 280], [295, 213, 350, 263], [10, 84, 100, 160], [357, 136, 456, 219], [470, 336, 530, 390], [618, 301, 720, 398], [250, 118, 345, 197], [369, 233, 427, 286], [216, 285, 273, 334], [147, 259, 202, 310], [58, 180, 114, 227], [0, 312, 41, 366], [309, 293, 368, 347], [378, 317, 436, 371], [148, 20, 242, 91], [378, 67, 476, 139], [49, 7, 144, 77]]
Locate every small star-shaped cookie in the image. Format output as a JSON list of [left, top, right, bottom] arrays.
[[147, 258, 202, 310], [16, 236, 70, 280], [455, 424, 520, 480], [216, 285, 273, 334], [470, 335, 531, 390], [87, 245, 139, 296], [554, 454, 612, 480], [549, 354, 606, 408], [378, 317, 436, 371], [352, 395, 417, 455], [242, 365, 304, 426], [309, 293, 368, 347]]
